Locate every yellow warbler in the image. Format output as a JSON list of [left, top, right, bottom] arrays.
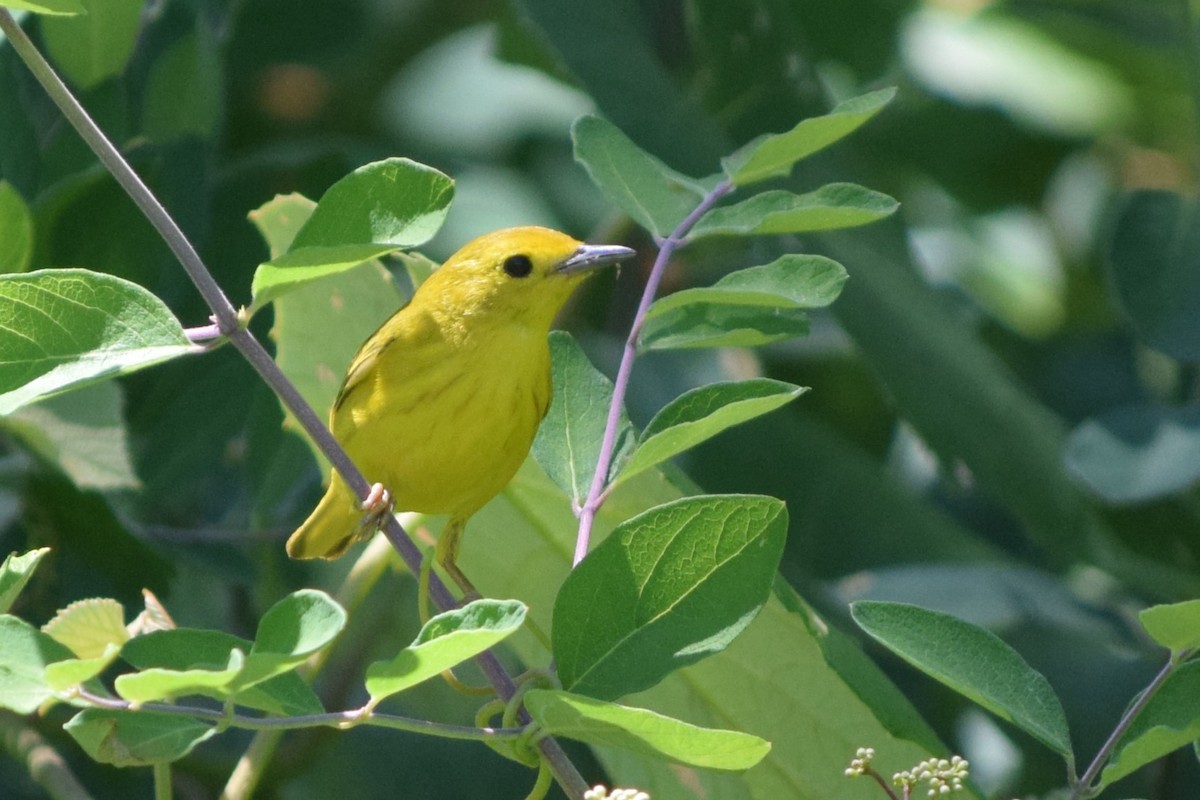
[[286, 226, 634, 595]]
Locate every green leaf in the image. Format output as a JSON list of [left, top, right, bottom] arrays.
[[115, 649, 244, 705], [3, 381, 140, 490], [1138, 600, 1200, 652], [121, 628, 323, 716], [39, 0, 143, 88], [1108, 191, 1200, 360], [554, 494, 786, 700], [612, 379, 807, 489], [0, 615, 74, 712], [141, 32, 222, 142], [44, 642, 121, 691], [639, 255, 846, 351], [0, 548, 49, 614], [851, 601, 1073, 757], [690, 184, 898, 239], [1100, 661, 1200, 787], [236, 589, 346, 689], [723, 88, 897, 185], [43, 597, 128, 658], [0, 181, 32, 273], [525, 689, 771, 772], [65, 709, 214, 767], [251, 158, 453, 306], [1, 0, 84, 13], [0, 269, 192, 415], [531, 331, 634, 505], [1065, 404, 1200, 503], [572, 115, 707, 237], [365, 599, 526, 705]]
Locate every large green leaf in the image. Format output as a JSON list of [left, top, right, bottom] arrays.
[[251, 158, 452, 307], [612, 379, 807, 489], [365, 599, 526, 705], [1, 0, 84, 13], [525, 689, 770, 771], [531, 331, 634, 505], [554, 494, 786, 700], [690, 184, 898, 239], [638, 255, 846, 351], [851, 601, 1073, 757], [572, 115, 707, 237], [722, 89, 897, 185], [470, 462, 957, 800], [235, 590, 346, 689], [0, 269, 191, 415]]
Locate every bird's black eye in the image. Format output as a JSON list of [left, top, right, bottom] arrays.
[[503, 254, 533, 278]]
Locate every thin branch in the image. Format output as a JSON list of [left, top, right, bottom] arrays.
[[573, 179, 733, 565], [0, 711, 95, 800], [1070, 652, 1183, 799], [0, 10, 589, 797], [75, 690, 523, 741]]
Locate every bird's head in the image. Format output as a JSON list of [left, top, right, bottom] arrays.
[[418, 226, 635, 332]]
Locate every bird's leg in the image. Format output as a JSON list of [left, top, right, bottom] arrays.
[[418, 517, 482, 623], [356, 482, 393, 535]]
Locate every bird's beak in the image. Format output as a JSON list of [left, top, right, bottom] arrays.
[[555, 243, 636, 274]]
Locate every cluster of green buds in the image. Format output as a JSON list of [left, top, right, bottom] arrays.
[[893, 755, 969, 797]]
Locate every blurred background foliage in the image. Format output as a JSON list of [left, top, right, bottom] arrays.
[[1, 0, 1199, 797]]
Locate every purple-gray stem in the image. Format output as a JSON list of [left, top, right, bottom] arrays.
[[0, 10, 589, 798], [573, 179, 734, 565]]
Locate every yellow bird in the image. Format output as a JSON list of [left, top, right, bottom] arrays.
[[286, 226, 634, 596]]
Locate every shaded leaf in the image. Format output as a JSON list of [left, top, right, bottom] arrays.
[[39, 0, 143, 88], [0, 269, 191, 415], [234, 590, 346, 690], [851, 601, 1072, 757], [612, 379, 807, 488], [365, 599, 526, 705], [690, 184, 898, 239], [532, 331, 634, 504], [3, 381, 139, 490], [65, 709, 214, 767], [0, 548, 49, 614], [122, 628, 323, 717], [1065, 403, 1200, 503], [0, 181, 32, 273], [1108, 191, 1200, 360], [0, 615, 74, 712], [554, 494, 786, 700], [525, 689, 771, 771]]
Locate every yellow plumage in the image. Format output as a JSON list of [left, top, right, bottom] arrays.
[[286, 226, 633, 592]]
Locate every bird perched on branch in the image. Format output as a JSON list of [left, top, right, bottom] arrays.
[[286, 226, 634, 598]]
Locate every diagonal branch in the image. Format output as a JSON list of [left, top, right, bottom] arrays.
[[0, 10, 588, 799]]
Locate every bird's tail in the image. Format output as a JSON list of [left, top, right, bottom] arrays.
[[286, 477, 361, 560]]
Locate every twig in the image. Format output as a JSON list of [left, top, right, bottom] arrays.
[[573, 179, 733, 564], [0, 10, 589, 798], [0, 711, 95, 800]]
